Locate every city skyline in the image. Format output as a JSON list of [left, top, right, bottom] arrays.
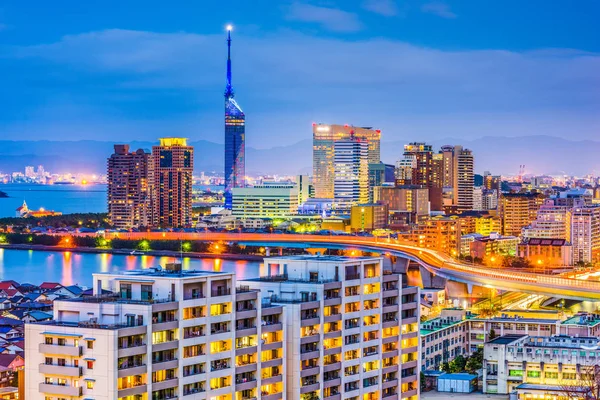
[[0, 1, 599, 149]]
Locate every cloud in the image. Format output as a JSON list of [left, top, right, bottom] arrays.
[[362, 0, 398, 16], [421, 1, 457, 18], [2, 29, 600, 148], [285, 2, 363, 32]]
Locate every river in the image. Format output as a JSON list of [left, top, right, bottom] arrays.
[[0, 248, 261, 288]]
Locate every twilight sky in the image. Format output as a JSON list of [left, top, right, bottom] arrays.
[[0, 0, 599, 149]]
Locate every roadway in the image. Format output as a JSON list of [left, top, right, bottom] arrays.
[[89, 232, 600, 301]]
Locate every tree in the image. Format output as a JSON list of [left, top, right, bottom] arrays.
[[465, 348, 483, 374], [561, 364, 600, 400], [449, 355, 467, 373], [420, 371, 426, 391], [440, 362, 451, 373], [488, 328, 498, 340]]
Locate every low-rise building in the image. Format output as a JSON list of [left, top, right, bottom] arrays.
[[484, 335, 600, 398], [518, 238, 573, 267], [420, 308, 470, 370], [350, 203, 388, 232], [232, 185, 299, 219]]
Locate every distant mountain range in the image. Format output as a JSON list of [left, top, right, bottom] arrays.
[[0, 135, 598, 176]]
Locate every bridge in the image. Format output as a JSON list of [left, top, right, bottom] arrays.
[[92, 232, 600, 301]]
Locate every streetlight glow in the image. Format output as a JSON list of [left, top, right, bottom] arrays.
[[226, 24, 233, 31]]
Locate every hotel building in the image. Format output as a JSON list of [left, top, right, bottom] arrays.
[[242, 255, 420, 400], [151, 138, 194, 228], [25, 266, 286, 400], [107, 145, 152, 229]]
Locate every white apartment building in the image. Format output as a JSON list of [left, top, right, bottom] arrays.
[[522, 199, 571, 241], [25, 265, 287, 400], [484, 335, 600, 399], [242, 255, 420, 400], [571, 205, 600, 264]]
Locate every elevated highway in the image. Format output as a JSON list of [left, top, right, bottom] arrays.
[[93, 232, 600, 301]]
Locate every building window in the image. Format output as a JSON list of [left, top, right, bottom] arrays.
[[87, 360, 94, 370], [57, 338, 66, 346], [87, 381, 95, 389], [45, 337, 53, 345], [141, 284, 153, 301], [120, 283, 132, 300], [45, 357, 52, 365], [87, 341, 94, 349], [57, 358, 65, 366]]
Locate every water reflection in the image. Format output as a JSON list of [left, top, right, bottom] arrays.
[[0, 249, 261, 287]]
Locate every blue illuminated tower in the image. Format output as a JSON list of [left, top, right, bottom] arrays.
[[224, 25, 245, 209]]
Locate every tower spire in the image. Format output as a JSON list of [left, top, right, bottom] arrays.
[[225, 25, 234, 99]]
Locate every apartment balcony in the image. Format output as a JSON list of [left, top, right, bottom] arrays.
[[382, 378, 399, 390], [301, 334, 320, 346], [152, 340, 179, 352], [402, 346, 418, 356], [118, 364, 147, 378], [324, 347, 342, 357], [402, 302, 418, 311], [323, 378, 342, 388], [261, 358, 282, 369], [152, 301, 179, 312], [383, 305, 398, 313], [324, 330, 342, 340], [382, 336, 399, 345], [300, 301, 321, 310], [39, 383, 82, 397], [324, 297, 342, 306], [262, 322, 283, 333], [402, 360, 418, 370], [236, 309, 258, 319], [300, 366, 320, 377], [323, 362, 341, 373], [236, 345, 258, 356], [39, 364, 82, 377], [383, 289, 399, 298], [383, 349, 399, 358], [262, 341, 283, 352], [235, 326, 258, 337], [261, 392, 283, 400], [152, 320, 179, 331], [118, 344, 148, 358], [211, 287, 232, 298], [300, 350, 320, 361], [323, 394, 342, 400], [236, 290, 258, 302], [118, 325, 148, 337], [401, 375, 417, 385], [152, 359, 178, 372], [39, 343, 82, 357], [324, 314, 342, 323], [152, 377, 179, 391], [401, 389, 418, 399], [235, 379, 257, 392], [300, 383, 321, 394], [118, 384, 148, 398], [301, 317, 321, 327], [235, 363, 258, 374], [402, 316, 418, 325], [261, 374, 283, 385]]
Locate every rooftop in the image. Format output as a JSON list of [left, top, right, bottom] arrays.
[[562, 314, 600, 326], [438, 373, 478, 381], [487, 334, 527, 345], [94, 266, 230, 279]]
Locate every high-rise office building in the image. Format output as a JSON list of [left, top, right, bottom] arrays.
[[368, 162, 395, 203], [313, 124, 380, 199], [107, 144, 152, 229], [151, 138, 194, 227], [398, 143, 443, 211], [224, 27, 245, 209], [333, 138, 369, 210], [522, 199, 572, 241]]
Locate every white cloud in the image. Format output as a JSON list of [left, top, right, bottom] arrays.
[[285, 2, 363, 32], [362, 0, 398, 16], [3, 29, 600, 146], [421, 1, 457, 18]]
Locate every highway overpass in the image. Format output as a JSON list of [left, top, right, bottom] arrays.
[[89, 232, 600, 301]]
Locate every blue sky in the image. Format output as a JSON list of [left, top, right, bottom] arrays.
[[1, 0, 599, 148]]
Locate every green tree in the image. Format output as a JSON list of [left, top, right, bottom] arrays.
[[420, 371, 426, 390], [449, 355, 467, 373], [440, 362, 451, 373], [465, 348, 483, 374], [488, 328, 498, 340]]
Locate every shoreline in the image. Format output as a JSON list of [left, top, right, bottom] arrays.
[[0, 243, 265, 261]]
